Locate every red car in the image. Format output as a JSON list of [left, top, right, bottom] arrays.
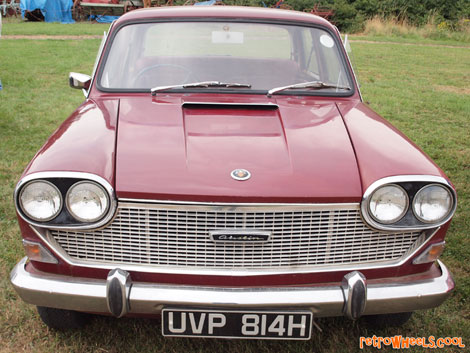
[[11, 6, 456, 340]]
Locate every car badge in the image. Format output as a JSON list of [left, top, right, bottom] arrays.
[[231, 169, 251, 181], [210, 230, 271, 242]]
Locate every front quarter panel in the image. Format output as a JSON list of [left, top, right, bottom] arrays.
[[337, 101, 448, 191], [22, 98, 119, 186]]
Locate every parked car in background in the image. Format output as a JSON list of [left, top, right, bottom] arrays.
[[10, 6, 456, 340]]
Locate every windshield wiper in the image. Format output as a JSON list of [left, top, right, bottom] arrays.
[[151, 81, 251, 96], [267, 81, 350, 97]]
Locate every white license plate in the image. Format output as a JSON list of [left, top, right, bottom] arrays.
[[162, 308, 313, 340]]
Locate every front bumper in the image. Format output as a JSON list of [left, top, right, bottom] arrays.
[[11, 257, 454, 319]]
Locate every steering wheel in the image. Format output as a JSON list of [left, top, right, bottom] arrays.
[[134, 64, 196, 87]]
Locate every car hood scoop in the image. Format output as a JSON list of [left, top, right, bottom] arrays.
[[181, 101, 279, 110], [115, 97, 361, 202]]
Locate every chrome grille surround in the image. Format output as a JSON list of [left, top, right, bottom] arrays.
[[44, 201, 429, 275]]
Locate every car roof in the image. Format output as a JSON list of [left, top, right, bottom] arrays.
[[114, 6, 335, 30]]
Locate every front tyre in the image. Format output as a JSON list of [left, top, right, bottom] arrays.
[[37, 306, 91, 330]]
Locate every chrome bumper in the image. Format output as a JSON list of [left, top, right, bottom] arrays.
[[10, 257, 454, 318]]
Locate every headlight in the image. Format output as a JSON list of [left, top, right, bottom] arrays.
[[413, 184, 452, 223], [19, 181, 62, 222], [66, 181, 109, 222], [368, 185, 408, 224]]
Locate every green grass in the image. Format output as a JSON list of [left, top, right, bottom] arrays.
[[0, 35, 469, 352], [349, 34, 470, 48], [1, 17, 110, 36]]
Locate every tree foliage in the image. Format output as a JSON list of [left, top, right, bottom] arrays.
[[207, 0, 470, 32]]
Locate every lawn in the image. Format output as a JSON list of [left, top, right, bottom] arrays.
[[0, 21, 469, 353], [350, 34, 470, 48], [1, 17, 110, 36]]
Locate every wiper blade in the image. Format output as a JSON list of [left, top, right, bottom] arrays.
[[267, 81, 350, 97], [151, 81, 219, 95], [151, 81, 251, 96]]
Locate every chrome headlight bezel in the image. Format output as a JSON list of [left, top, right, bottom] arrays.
[[18, 180, 63, 222], [361, 175, 457, 231], [15, 172, 117, 230]]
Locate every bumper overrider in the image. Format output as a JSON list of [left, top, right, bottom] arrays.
[[11, 257, 454, 319]]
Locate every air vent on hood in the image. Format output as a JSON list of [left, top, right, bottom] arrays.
[[182, 102, 279, 110]]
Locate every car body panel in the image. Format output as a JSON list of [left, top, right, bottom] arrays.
[[116, 95, 361, 202], [23, 99, 119, 187], [118, 6, 336, 25], [337, 101, 446, 190]]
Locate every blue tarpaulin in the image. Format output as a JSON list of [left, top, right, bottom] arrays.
[[194, 0, 217, 5], [90, 15, 119, 23], [20, 0, 75, 23]]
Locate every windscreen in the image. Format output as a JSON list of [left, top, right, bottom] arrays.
[[99, 21, 352, 93]]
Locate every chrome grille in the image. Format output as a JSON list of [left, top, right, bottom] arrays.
[[50, 202, 423, 269]]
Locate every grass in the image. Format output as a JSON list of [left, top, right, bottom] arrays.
[[1, 17, 110, 36], [0, 22, 469, 353]]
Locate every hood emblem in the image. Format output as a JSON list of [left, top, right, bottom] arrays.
[[231, 169, 251, 181]]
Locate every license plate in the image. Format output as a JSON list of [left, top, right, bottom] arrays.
[[162, 308, 312, 340]]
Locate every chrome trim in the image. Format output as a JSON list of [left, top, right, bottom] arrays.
[[361, 175, 457, 231], [69, 72, 91, 91], [32, 223, 439, 276], [368, 184, 409, 225], [18, 180, 63, 222], [341, 33, 363, 101], [231, 168, 251, 181], [87, 30, 108, 99], [14, 171, 117, 230], [341, 271, 366, 320], [106, 268, 131, 318], [412, 184, 453, 224], [118, 198, 359, 210], [10, 258, 455, 317]]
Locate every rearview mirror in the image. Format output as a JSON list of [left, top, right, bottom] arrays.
[[69, 72, 91, 90]]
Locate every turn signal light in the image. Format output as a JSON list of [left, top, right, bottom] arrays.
[[22, 240, 58, 264], [413, 241, 445, 264]]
